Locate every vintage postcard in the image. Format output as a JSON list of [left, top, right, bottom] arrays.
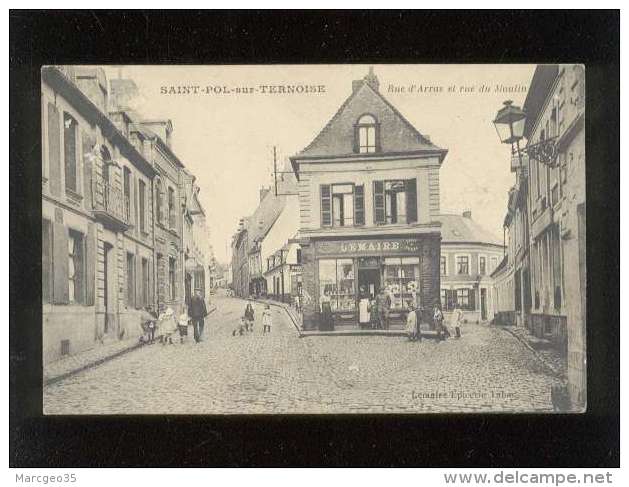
[[41, 64, 586, 414]]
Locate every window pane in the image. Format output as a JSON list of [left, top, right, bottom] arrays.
[[332, 194, 343, 226], [358, 114, 376, 124], [343, 193, 353, 225], [367, 126, 375, 147], [319, 259, 337, 309], [336, 259, 355, 311], [359, 127, 368, 152]]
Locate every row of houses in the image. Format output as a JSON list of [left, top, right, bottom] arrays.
[[491, 64, 586, 409], [42, 66, 214, 365], [231, 68, 506, 327]]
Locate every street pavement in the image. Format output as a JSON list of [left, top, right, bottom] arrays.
[[44, 293, 557, 414]]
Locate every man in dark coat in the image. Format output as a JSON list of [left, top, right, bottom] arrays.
[[188, 289, 208, 343]]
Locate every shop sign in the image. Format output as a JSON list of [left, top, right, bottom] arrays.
[[317, 238, 421, 255]]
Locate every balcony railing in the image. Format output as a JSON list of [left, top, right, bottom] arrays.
[[92, 175, 130, 231]]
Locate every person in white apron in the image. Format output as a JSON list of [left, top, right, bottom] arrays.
[[358, 289, 371, 329]]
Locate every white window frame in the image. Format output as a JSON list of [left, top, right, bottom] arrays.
[[478, 254, 488, 276], [454, 253, 472, 276], [440, 253, 448, 276]]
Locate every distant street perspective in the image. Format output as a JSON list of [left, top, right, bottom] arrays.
[[44, 290, 557, 414]]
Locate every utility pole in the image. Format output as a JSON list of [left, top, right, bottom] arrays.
[[273, 145, 278, 197]]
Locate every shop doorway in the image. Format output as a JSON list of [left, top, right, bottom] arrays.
[[358, 268, 380, 300], [480, 288, 487, 321], [103, 242, 117, 337]]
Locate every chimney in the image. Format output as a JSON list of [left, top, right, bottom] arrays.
[[140, 119, 173, 148], [462, 210, 472, 219], [352, 79, 364, 93], [109, 78, 140, 113], [74, 67, 108, 113], [363, 66, 379, 92], [260, 186, 271, 203]]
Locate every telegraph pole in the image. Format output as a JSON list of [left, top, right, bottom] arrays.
[[273, 145, 278, 197]]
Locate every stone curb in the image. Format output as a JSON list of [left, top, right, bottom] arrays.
[[44, 340, 146, 387], [245, 297, 303, 336], [498, 325, 563, 378], [45, 304, 218, 387]]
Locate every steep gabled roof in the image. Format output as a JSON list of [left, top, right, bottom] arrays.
[[292, 78, 447, 162], [439, 213, 503, 247]]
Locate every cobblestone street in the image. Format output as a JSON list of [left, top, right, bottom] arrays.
[[44, 294, 557, 414]]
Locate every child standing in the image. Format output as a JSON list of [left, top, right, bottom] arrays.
[[244, 301, 255, 332], [262, 304, 273, 334]]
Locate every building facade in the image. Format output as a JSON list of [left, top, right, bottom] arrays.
[[439, 212, 504, 323], [42, 66, 158, 364], [290, 69, 447, 330], [524, 64, 586, 408], [42, 67, 205, 366], [492, 64, 586, 409], [231, 218, 250, 298]]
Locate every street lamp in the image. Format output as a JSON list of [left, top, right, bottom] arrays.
[[493, 100, 526, 146], [493, 100, 558, 167]]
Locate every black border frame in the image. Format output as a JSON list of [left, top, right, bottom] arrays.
[[10, 10, 620, 467]]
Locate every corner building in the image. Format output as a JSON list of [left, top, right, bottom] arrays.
[[290, 69, 447, 330]]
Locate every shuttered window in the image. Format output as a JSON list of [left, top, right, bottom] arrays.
[[82, 132, 95, 210], [374, 179, 417, 224], [126, 252, 135, 307], [168, 187, 176, 229], [142, 258, 149, 306], [169, 257, 176, 301], [68, 229, 85, 304], [155, 179, 163, 224], [47, 103, 61, 196], [63, 113, 78, 193], [139, 179, 147, 233], [373, 181, 385, 224], [42, 220, 53, 303], [354, 185, 365, 225], [320, 184, 331, 227], [123, 167, 132, 224], [406, 178, 417, 223]]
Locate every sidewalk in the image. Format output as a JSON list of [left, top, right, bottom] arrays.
[[498, 324, 566, 378], [44, 304, 217, 386], [250, 297, 303, 333]]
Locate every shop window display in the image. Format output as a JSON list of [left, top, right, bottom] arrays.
[[319, 258, 356, 312], [383, 257, 420, 310]]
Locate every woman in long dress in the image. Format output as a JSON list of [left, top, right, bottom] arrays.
[[320, 292, 333, 331], [358, 286, 371, 329], [405, 303, 418, 341]]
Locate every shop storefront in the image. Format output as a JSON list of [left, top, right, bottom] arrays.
[[301, 234, 441, 330]]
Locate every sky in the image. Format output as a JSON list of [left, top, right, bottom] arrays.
[[104, 64, 535, 264]]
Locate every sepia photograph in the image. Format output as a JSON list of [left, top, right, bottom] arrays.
[[38, 63, 587, 415]]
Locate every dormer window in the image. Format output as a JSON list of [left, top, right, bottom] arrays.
[[355, 114, 378, 153]]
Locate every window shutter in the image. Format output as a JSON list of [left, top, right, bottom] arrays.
[[42, 220, 53, 303], [354, 185, 365, 225], [85, 223, 96, 306], [135, 245, 142, 309], [47, 103, 62, 197], [320, 184, 332, 227], [52, 221, 69, 304], [406, 178, 418, 223], [133, 174, 139, 230], [353, 125, 359, 153], [373, 180, 385, 224], [469, 289, 476, 311], [82, 132, 95, 210], [149, 257, 154, 307]]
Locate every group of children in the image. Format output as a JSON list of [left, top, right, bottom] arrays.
[[140, 306, 195, 345], [233, 301, 273, 336], [405, 303, 464, 342]]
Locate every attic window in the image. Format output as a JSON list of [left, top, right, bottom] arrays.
[[356, 114, 378, 153]]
